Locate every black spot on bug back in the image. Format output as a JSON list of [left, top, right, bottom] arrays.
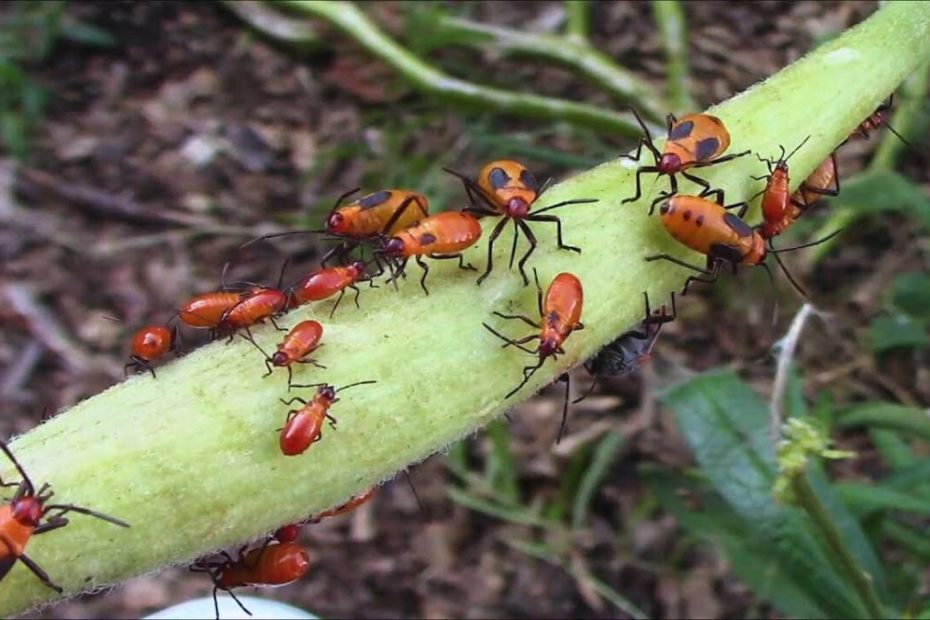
[[696, 215, 705, 226], [709, 242, 744, 264], [695, 137, 720, 161], [668, 120, 694, 140], [419, 233, 437, 245], [519, 169, 539, 191], [359, 190, 392, 209], [488, 168, 510, 190], [723, 212, 753, 237], [683, 210, 692, 222]]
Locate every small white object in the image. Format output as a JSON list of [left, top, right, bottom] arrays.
[[144, 595, 317, 620]]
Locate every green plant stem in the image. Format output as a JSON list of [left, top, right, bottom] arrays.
[[222, 0, 321, 48], [273, 0, 644, 138], [428, 13, 666, 121], [790, 472, 885, 619], [650, 0, 697, 114], [3, 1, 930, 614], [564, 0, 589, 42]]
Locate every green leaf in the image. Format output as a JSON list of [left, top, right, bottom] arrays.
[[883, 458, 930, 492], [889, 272, 930, 322], [661, 371, 870, 618], [868, 314, 930, 353], [571, 431, 624, 529], [837, 403, 930, 442], [484, 419, 519, 502], [836, 482, 930, 516], [870, 429, 918, 471], [832, 169, 930, 228]]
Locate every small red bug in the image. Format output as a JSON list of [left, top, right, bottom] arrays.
[[444, 160, 597, 285], [244, 189, 430, 265], [851, 95, 909, 143], [622, 109, 749, 209], [191, 541, 310, 619], [245, 320, 325, 387], [0, 440, 129, 593], [483, 271, 584, 441], [178, 291, 246, 329], [286, 261, 376, 316], [273, 524, 301, 543], [644, 190, 841, 297], [215, 287, 288, 341], [751, 137, 810, 241], [379, 211, 482, 294], [577, 292, 675, 402], [278, 381, 377, 456], [125, 323, 179, 378]]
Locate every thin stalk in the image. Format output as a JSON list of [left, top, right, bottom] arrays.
[[273, 1, 645, 138], [790, 472, 885, 619], [430, 14, 666, 120], [3, 2, 930, 614], [564, 0, 590, 42], [650, 0, 697, 114], [221, 0, 320, 48]]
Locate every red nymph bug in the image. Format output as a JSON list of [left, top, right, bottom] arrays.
[[379, 211, 482, 295], [285, 261, 377, 317], [125, 323, 179, 378], [443, 160, 597, 285], [792, 153, 839, 212], [851, 95, 909, 144], [643, 190, 842, 297], [191, 541, 310, 619], [243, 189, 430, 265], [178, 291, 246, 329], [751, 136, 811, 241], [244, 320, 325, 388], [0, 440, 130, 593], [483, 270, 584, 441], [278, 381, 377, 456], [576, 292, 675, 403], [310, 486, 376, 522], [273, 524, 301, 543], [622, 109, 750, 209], [215, 287, 288, 340]]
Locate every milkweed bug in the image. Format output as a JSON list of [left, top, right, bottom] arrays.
[[244, 320, 325, 388], [278, 381, 377, 456], [285, 261, 377, 317], [243, 188, 430, 265], [273, 523, 301, 543], [178, 292, 246, 329], [215, 287, 288, 341], [576, 292, 675, 403], [852, 94, 909, 144], [751, 137, 810, 241], [483, 271, 584, 442], [792, 152, 839, 212], [443, 160, 597, 285], [379, 211, 481, 295], [310, 487, 376, 522], [191, 541, 310, 620], [0, 440, 129, 593], [622, 109, 749, 209], [644, 190, 842, 298], [125, 323, 179, 378]]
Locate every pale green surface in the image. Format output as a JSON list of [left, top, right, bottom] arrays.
[[2, 2, 929, 614]]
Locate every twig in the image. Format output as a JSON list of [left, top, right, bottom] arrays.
[[650, 0, 697, 114], [564, 0, 589, 43], [268, 1, 644, 138], [769, 304, 818, 445], [790, 473, 885, 619], [430, 14, 666, 119]]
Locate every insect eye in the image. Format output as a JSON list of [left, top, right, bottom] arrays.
[[668, 120, 694, 140], [488, 167, 510, 190]]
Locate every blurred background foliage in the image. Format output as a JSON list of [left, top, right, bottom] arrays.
[[2, 1, 929, 617]]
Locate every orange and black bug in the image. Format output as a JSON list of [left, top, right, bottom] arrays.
[[244, 189, 430, 265], [125, 323, 179, 379], [191, 541, 310, 619], [644, 190, 841, 297], [286, 261, 377, 317], [622, 109, 749, 209], [379, 211, 482, 294], [483, 271, 584, 441], [278, 381, 377, 456], [792, 152, 839, 212], [851, 95, 909, 144], [0, 440, 129, 593], [443, 160, 597, 285], [751, 137, 811, 241], [245, 320, 325, 388], [576, 292, 675, 403]]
